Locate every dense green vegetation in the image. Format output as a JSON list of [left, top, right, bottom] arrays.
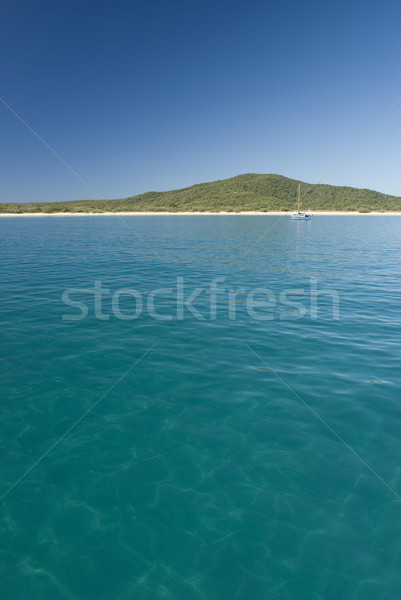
[[1, 174, 400, 213]]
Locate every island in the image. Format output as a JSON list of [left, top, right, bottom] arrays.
[[0, 174, 400, 214]]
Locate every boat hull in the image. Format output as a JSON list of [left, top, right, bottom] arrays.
[[291, 212, 312, 220]]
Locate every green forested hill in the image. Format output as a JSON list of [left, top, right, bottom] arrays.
[[1, 174, 400, 213]]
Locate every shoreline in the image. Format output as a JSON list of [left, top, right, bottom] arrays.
[[0, 210, 401, 217]]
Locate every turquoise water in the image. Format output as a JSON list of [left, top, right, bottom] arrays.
[[1, 215, 401, 599]]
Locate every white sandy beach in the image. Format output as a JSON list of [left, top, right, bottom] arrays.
[[0, 211, 401, 217]]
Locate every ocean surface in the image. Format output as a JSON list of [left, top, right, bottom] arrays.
[[1, 214, 401, 599]]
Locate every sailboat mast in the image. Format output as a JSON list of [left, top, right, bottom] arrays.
[[298, 183, 300, 211]]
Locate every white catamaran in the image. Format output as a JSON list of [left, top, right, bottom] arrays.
[[292, 183, 312, 220]]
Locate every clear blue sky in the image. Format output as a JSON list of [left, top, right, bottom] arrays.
[[1, 0, 400, 202]]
